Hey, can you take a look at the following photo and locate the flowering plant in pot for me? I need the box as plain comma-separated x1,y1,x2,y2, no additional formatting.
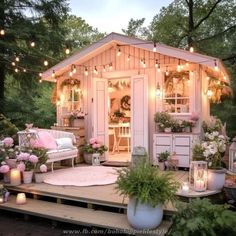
154,112,173,132
116,159,179,229
158,151,170,171
81,138,108,164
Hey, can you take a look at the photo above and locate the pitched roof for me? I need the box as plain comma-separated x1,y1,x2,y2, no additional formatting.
42,32,229,81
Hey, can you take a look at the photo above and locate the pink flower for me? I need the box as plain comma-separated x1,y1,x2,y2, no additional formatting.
39,164,47,173
89,138,97,144
92,144,97,149
95,143,101,148
17,162,26,172
190,112,199,122
17,152,30,161
29,155,38,163
3,137,14,147
0,164,10,173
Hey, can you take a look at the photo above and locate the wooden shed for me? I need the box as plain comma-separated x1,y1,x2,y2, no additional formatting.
42,32,230,166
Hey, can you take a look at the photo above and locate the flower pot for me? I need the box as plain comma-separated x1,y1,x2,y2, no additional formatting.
158,162,165,171
164,127,171,133
207,169,226,191
34,173,45,183
5,159,17,168
127,197,163,230
3,171,10,183
92,153,100,166
83,153,92,164
22,171,33,184
72,118,84,127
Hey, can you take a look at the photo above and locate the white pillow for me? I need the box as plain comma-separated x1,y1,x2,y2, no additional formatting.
56,138,74,150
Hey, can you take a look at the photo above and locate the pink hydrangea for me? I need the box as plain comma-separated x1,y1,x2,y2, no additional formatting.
17,162,26,172
39,164,47,173
3,137,14,147
29,155,38,163
17,152,30,161
0,164,10,173
92,143,97,149
89,137,98,144
95,143,101,148
190,112,199,121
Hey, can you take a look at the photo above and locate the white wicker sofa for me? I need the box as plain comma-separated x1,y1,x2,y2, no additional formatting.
18,129,78,171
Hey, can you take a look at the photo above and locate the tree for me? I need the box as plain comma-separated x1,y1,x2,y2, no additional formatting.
0,0,69,114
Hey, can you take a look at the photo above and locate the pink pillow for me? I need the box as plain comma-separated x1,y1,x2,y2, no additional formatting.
35,131,57,150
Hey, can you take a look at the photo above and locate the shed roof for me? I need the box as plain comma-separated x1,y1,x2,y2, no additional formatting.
42,32,229,81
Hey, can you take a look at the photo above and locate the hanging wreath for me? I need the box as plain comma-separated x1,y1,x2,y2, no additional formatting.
121,95,131,110
60,78,80,90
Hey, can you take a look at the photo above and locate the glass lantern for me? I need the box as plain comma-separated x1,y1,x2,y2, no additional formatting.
229,138,236,173
189,161,208,192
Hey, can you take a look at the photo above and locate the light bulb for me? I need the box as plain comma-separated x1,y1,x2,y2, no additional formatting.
153,42,157,52
143,59,146,68
214,60,219,71
185,62,189,67
84,68,88,76
103,65,106,72
155,59,158,68
39,72,42,77
12,62,16,66
30,41,35,47
127,55,130,62
109,63,113,70
207,89,213,97
0,29,5,35
44,60,48,66
23,69,26,72
177,64,181,72
15,56,19,62
52,70,55,77
157,64,161,73
94,66,98,74
39,79,42,83
69,71,73,77
189,47,194,53
14,68,18,73
165,66,169,76
117,48,121,56
65,48,70,55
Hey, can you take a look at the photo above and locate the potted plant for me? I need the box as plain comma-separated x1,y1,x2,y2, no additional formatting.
158,151,170,171
116,159,179,230
154,112,173,132
167,198,236,236
182,120,194,133
81,138,108,164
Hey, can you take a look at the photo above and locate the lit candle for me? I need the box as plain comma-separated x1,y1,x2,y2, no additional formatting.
0,196,4,204
16,193,26,205
194,179,205,192
182,182,189,194
10,169,21,186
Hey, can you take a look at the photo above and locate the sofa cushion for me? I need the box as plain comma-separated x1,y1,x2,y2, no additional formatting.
56,137,74,150
36,131,58,150
47,148,78,160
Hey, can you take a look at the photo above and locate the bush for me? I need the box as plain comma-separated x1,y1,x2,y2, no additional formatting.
167,198,236,236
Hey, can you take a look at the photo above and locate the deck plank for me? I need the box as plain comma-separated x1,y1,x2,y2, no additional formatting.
0,196,171,235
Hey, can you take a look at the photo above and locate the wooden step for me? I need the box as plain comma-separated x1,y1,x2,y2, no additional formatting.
0,196,171,235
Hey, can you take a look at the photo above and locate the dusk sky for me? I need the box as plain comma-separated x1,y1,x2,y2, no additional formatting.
69,0,173,33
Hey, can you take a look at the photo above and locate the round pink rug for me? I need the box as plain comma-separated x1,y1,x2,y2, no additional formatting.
44,166,119,186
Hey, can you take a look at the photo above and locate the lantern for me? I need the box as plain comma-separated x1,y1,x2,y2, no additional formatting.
189,161,208,192
229,138,236,173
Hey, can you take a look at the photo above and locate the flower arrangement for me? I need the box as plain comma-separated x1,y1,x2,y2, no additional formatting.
202,116,223,133
158,151,170,162
17,152,39,172
69,109,85,120
82,138,108,155
154,111,173,130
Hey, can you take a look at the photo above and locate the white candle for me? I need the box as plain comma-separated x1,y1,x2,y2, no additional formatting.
10,169,21,186
16,193,26,205
0,197,4,204
194,179,205,192
182,182,189,194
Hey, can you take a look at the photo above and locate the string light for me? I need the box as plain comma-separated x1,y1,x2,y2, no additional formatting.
117,48,121,56
39,72,42,77
0,29,5,35
103,65,106,72
39,79,42,83
155,59,158,68
109,63,113,70
14,68,19,73
143,59,146,68
11,62,16,66
155,82,161,97
15,56,20,62
52,70,55,77
72,65,76,74
185,61,189,67
157,63,161,73
177,59,182,72
84,67,88,76
94,66,98,75
153,42,157,52
165,66,169,76
44,60,48,66
69,71,73,77
127,54,130,62
189,46,194,53
65,47,70,55
30,41,35,47
23,69,26,72
214,60,219,71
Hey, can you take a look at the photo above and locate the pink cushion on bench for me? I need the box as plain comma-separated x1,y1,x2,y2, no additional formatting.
36,131,57,150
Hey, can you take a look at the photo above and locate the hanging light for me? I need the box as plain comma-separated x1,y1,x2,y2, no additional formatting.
143,59,146,68
185,61,189,67
69,70,73,77
94,66,98,75
157,63,161,73
65,47,70,55
39,79,42,83
72,65,76,74
155,59,158,68
109,63,113,70
117,48,121,56
165,66,169,76
103,65,106,72
177,59,182,72
23,69,26,72
214,60,219,71
153,42,157,52
0,29,5,35
189,46,194,53
127,54,130,62
207,89,213,98
44,60,48,66
52,70,55,77
14,68,19,73
15,56,20,62
30,41,35,47
84,67,88,76
155,82,161,97
11,62,16,66
39,72,42,77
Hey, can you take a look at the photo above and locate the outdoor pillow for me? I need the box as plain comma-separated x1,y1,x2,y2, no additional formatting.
56,137,74,150
36,131,58,150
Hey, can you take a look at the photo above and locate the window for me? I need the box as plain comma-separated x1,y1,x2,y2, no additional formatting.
163,71,190,113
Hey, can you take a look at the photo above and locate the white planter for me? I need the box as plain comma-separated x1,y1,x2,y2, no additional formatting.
34,173,45,183
158,162,165,171
164,127,171,133
92,153,100,166
207,169,226,191
127,197,163,230
83,153,92,164
22,171,33,184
